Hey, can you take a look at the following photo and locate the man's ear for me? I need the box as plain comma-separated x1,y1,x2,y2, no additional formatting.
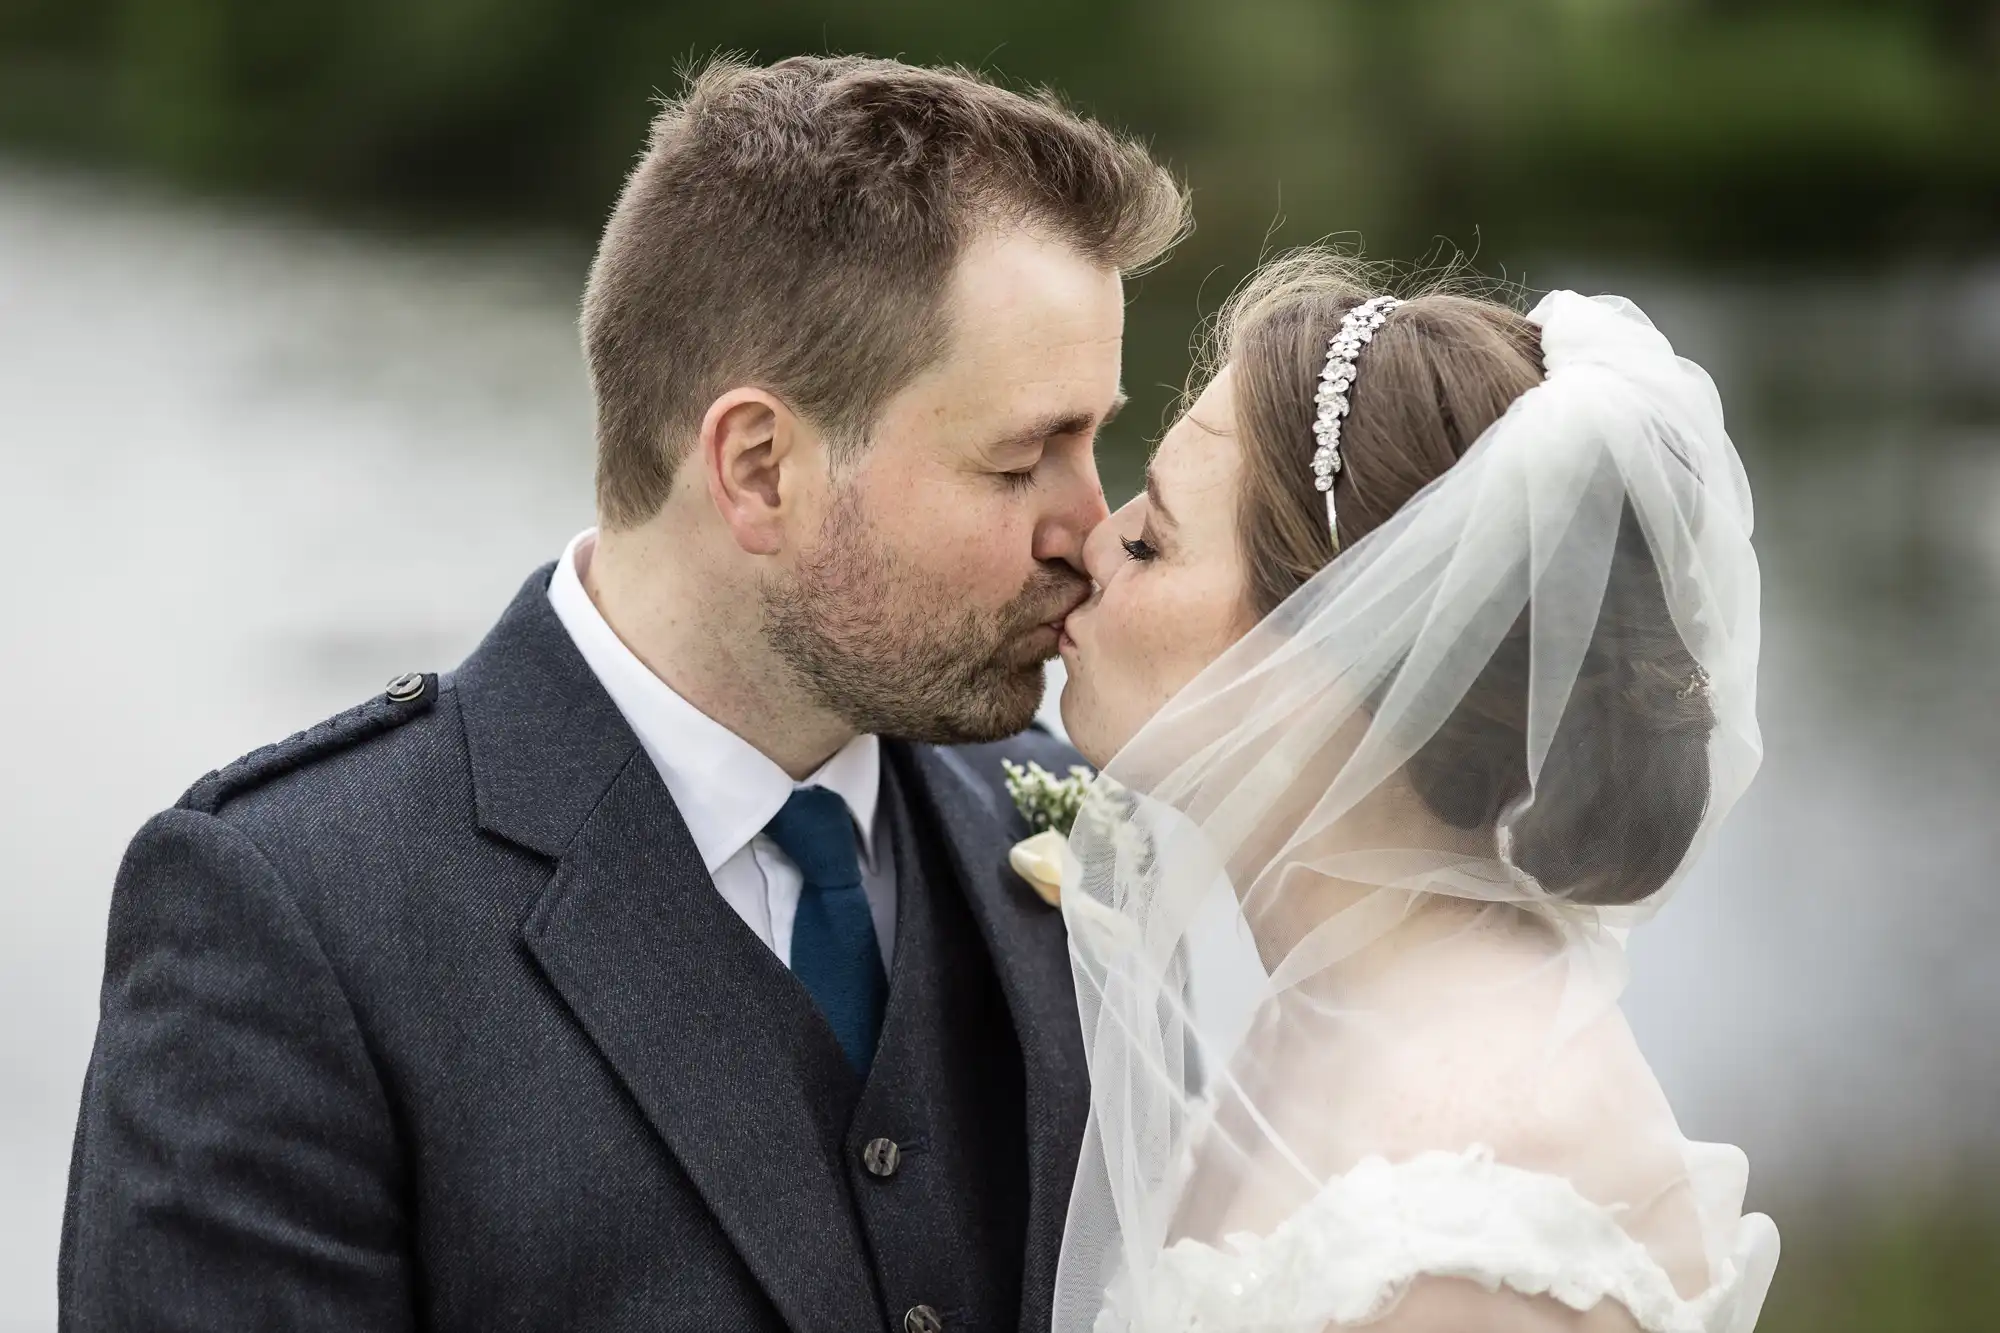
700,388,809,556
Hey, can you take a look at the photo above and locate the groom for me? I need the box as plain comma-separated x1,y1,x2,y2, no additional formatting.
60,55,1186,1333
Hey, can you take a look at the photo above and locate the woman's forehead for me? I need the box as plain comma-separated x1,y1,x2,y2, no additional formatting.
1152,370,1239,508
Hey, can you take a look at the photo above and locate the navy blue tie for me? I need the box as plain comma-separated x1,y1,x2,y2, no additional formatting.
765,786,887,1076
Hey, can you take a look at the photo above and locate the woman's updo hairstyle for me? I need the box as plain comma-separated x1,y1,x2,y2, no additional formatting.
1207,250,1716,906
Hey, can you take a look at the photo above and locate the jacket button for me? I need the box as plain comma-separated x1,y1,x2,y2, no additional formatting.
861,1137,901,1178
384,671,427,703
904,1306,943,1333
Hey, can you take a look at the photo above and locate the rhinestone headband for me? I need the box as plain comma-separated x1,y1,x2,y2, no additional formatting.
1312,295,1403,550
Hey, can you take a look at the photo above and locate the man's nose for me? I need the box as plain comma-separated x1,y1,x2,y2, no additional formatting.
1033,461,1111,574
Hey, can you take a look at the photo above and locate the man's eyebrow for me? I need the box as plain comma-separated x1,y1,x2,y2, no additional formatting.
1145,463,1177,530
986,392,1128,452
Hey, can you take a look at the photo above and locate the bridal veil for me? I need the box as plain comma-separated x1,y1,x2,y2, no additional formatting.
1053,292,1778,1331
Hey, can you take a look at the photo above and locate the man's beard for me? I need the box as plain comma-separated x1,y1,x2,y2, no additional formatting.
763,489,1087,745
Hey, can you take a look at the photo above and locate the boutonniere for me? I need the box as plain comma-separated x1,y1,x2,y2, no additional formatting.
1002,759,1092,905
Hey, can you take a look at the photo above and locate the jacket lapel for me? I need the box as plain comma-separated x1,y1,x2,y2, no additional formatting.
457,569,878,1333
897,742,1089,1333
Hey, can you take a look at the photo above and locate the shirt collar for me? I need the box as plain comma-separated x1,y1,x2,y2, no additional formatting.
547,529,880,875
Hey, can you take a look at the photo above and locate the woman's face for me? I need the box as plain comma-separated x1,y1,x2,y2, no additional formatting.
1059,368,1259,766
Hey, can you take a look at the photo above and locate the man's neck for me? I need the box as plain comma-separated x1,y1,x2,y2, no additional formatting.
584,527,858,781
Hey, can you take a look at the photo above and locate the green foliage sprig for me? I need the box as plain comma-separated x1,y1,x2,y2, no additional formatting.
1002,759,1093,837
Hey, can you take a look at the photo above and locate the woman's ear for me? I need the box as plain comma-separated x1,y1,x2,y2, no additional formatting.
700,388,808,556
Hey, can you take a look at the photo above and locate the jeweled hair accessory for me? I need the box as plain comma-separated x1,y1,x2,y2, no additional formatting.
1313,295,1403,550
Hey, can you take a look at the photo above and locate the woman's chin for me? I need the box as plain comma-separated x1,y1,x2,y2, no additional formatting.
1057,681,1112,770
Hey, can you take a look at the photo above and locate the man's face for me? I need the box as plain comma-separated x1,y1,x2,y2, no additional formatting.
764,228,1123,743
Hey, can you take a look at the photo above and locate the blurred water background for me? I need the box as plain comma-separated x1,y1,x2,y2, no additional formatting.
4,2,1999,1329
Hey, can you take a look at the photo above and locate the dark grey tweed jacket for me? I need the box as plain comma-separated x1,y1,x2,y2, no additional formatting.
59,567,1089,1333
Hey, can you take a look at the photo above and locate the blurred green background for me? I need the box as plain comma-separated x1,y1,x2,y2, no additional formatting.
5,0,1999,477
3,2,1998,1330
5,0,1998,251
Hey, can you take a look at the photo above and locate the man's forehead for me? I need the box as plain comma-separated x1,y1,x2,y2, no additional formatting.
946,233,1123,347
898,348,1118,423
877,231,1125,442
911,313,1124,434
950,226,1114,298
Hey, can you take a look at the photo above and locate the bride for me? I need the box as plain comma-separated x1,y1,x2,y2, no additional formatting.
1049,252,1779,1332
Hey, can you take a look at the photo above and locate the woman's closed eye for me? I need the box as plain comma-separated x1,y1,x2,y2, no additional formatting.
1120,535,1159,562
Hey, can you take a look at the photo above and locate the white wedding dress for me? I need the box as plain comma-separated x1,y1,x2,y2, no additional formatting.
1127,1143,1776,1333
1052,293,1778,1332
1073,891,1781,1333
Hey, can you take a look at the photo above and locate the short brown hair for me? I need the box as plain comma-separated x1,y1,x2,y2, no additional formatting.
583,54,1190,527
1209,250,1715,906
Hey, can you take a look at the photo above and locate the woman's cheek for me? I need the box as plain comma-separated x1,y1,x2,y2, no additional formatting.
1129,590,1172,707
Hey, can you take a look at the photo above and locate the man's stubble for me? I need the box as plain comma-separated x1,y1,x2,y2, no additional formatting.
763,486,1086,745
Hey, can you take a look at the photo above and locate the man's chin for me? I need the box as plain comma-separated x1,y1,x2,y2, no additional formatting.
946,660,1046,742
996,661,1049,713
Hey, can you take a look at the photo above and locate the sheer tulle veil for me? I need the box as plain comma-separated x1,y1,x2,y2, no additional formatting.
1053,291,1776,1331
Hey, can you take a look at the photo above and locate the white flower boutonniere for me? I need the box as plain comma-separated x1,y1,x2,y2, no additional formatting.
1002,759,1092,905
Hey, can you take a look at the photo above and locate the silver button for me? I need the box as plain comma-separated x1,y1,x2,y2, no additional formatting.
384,672,426,703
904,1306,943,1333
861,1137,901,1178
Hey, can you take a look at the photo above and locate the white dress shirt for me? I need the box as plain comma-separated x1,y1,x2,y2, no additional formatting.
547,529,897,968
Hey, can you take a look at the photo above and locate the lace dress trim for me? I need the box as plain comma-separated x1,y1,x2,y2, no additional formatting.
1104,1146,1758,1333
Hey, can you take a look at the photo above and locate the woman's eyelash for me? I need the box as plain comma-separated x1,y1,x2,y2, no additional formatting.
1121,536,1158,563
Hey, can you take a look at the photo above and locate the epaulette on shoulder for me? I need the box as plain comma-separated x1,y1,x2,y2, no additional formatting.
179,671,440,815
